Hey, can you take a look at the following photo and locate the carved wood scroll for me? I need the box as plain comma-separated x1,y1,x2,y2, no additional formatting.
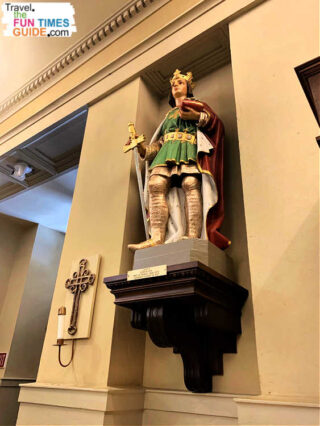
104,261,248,393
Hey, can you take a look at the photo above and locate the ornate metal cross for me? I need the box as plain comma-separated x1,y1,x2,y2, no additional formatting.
65,259,96,336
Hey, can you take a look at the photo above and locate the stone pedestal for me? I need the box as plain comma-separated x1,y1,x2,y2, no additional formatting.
133,239,235,281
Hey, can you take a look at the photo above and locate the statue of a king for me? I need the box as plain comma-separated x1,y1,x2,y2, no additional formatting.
128,69,230,251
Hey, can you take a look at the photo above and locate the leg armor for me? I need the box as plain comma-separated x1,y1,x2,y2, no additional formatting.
128,175,169,250
182,175,202,239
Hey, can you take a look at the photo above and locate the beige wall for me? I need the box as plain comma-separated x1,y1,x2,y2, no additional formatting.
1,0,317,423
229,0,319,399
142,64,261,395
0,214,31,317
0,0,203,138
36,78,148,388
4,225,64,380
107,80,160,387
0,223,64,425
0,0,130,103
0,216,37,380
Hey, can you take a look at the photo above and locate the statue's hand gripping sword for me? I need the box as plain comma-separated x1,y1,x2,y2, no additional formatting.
123,122,148,238
123,122,146,153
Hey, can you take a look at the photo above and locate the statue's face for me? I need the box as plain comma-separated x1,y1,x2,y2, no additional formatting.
171,78,188,99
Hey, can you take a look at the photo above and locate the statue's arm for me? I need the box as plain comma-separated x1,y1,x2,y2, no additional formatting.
137,120,164,160
198,103,221,133
178,101,215,131
138,138,162,161
198,110,211,128
198,102,224,150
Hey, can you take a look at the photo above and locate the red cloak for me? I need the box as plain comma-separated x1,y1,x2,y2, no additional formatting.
197,102,230,250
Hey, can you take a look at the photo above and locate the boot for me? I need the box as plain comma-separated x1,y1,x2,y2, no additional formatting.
128,175,169,251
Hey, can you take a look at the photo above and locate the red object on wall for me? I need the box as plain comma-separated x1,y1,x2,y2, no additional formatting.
0,353,7,368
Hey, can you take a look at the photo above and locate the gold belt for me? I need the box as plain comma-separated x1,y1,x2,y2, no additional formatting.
164,132,196,144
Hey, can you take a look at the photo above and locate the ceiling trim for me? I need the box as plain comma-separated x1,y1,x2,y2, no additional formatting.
0,0,266,150
0,108,87,201
0,0,170,122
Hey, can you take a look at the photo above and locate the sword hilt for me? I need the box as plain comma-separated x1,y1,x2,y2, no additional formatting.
124,122,146,153
128,122,136,140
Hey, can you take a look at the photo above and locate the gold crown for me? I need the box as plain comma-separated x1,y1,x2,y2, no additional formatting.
170,69,195,89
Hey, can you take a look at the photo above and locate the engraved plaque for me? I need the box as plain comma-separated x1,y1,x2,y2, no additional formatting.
127,265,167,281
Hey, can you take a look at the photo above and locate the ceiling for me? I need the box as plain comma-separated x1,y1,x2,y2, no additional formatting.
0,108,87,201
0,168,77,233
0,107,87,233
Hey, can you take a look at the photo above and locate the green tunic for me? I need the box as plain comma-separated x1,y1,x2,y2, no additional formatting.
149,107,198,169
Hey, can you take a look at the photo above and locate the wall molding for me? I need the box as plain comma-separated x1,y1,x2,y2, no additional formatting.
0,0,170,121
0,0,265,151
17,384,243,425
144,388,242,418
17,383,144,425
235,397,320,425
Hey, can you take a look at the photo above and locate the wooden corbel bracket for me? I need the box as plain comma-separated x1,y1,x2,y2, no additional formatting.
104,261,248,393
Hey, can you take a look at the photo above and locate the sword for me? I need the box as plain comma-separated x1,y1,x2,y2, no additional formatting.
124,122,149,239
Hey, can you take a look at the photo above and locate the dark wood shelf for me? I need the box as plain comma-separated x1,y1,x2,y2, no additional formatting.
295,56,320,146
104,261,248,393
